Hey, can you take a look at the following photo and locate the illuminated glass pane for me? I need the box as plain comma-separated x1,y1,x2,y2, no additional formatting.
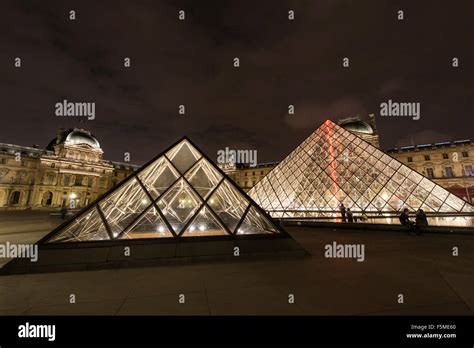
462,204,474,212
430,185,449,202
408,170,423,184
166,140,201,174
121,206,173,239
185,158,222,199
406,194,423,209
236,206,278,235
439,202,457,213
419,178,435,192
181,206,228,237
138,157,180,199
48,207,109,243
444,193,464,211
99,177,152,237
412,185,430,201
425,194,444,211
208,180,249,233
157,179,201,234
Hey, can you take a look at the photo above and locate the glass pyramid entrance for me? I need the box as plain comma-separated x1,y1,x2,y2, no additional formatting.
249,120,474,218
45,138,281,243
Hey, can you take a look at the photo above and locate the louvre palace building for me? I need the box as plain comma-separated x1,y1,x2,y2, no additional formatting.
1,116,472,212
0,128,138,210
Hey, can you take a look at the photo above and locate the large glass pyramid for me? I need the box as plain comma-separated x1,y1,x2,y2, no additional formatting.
45,138,281,243
249,120,474,218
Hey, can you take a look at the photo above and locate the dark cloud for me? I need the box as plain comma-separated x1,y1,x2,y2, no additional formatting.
0,0,472,166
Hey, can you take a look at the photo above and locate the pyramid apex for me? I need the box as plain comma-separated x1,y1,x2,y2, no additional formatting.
322,119,338,126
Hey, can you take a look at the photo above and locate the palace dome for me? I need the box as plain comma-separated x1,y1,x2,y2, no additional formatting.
339,119,374,135
47,128,101,150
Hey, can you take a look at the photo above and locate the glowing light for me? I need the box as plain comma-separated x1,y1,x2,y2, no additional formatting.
199,224,206,231
158,225,165,233
69,193,77,199
141,199,148,205
190,225,196,231
324,122,339,199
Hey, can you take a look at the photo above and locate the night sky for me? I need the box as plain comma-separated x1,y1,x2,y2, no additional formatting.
1,0,473,165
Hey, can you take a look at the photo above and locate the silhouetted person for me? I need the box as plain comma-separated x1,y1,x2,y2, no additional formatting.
415,209,428,235
61,206,68,219
347,208,354,223
339,203,347,222
415,209,428,227
399,208,415,232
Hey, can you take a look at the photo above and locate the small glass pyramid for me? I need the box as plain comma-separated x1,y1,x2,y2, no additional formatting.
249,120,474,217
46,138,282,243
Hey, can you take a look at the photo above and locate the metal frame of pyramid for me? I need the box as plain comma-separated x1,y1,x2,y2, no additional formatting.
249,120,474,218
2,138,308,274
40,137,286,244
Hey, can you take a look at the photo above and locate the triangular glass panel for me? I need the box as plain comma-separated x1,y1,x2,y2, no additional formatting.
165,140,201,174
99,177,152,238
185,158,223,199
120,205,173,239
157,179,202,234
47,207,110,243
208,180,249,233
181,206,228,237
138,157,180,199
236,206,278,235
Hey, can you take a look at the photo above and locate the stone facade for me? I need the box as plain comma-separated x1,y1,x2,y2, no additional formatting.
221,162,278,192
387,140,474,204
0,128,138,210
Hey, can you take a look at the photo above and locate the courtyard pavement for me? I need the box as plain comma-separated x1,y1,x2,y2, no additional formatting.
0,211,473,315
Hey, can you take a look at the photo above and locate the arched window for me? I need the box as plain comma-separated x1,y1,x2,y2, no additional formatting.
42,191,53,206
9,191,21,205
